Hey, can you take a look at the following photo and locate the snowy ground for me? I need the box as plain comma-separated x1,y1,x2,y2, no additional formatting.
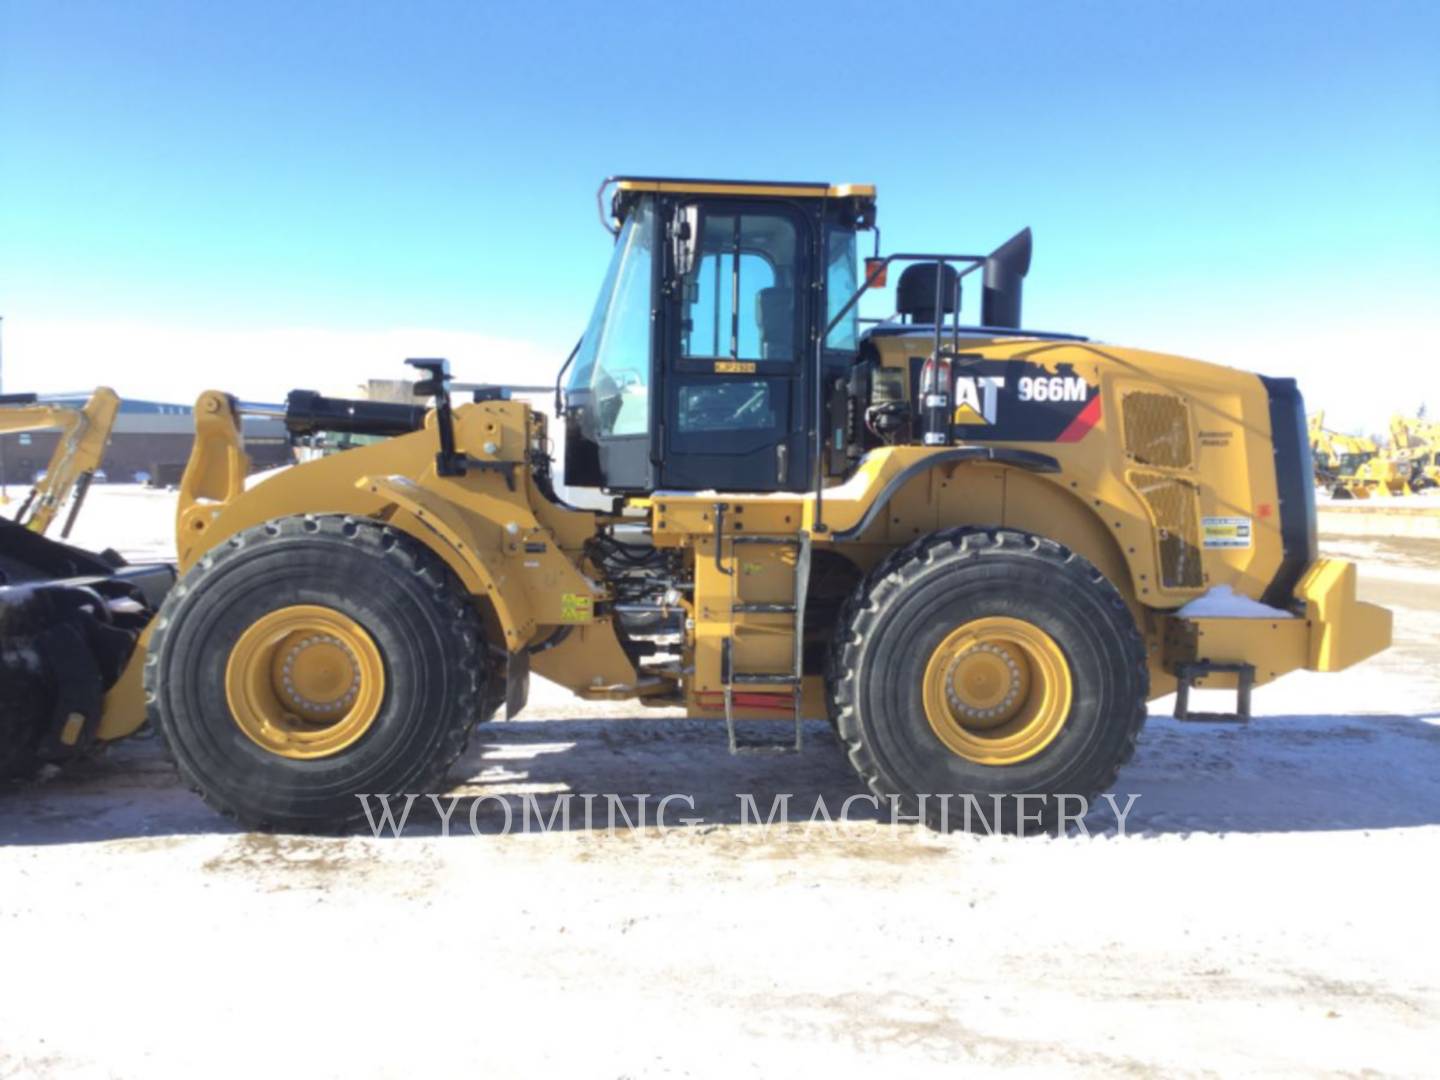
1315,488,1440,505
3,486,1439,1077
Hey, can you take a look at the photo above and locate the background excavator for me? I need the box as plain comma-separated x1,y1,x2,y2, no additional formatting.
0,177,1392,833
1,388,120,536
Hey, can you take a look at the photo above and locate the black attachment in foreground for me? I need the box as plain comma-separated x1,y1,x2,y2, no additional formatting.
284,390,428,439
0,544,172,773
1173,661,1254,723
407,358,465,477
0,517,121,584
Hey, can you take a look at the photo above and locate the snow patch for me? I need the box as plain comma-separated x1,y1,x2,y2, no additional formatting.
1176,585,1295,619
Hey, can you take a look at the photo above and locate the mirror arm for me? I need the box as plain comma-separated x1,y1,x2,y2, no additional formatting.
553,338,582,418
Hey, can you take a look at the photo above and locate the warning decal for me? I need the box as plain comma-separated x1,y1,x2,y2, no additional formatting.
1201,517,1252,549
559,593,594,622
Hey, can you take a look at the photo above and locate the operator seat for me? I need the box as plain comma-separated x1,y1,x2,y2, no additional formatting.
755,287,795,361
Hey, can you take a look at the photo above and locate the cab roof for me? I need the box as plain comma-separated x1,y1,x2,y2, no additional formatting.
603,176,876,234
613,176,875,200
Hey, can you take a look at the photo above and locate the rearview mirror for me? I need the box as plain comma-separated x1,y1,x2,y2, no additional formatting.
673,204,701,277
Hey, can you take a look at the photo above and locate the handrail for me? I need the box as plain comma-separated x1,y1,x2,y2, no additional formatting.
811,252,987,533
552,338,582,417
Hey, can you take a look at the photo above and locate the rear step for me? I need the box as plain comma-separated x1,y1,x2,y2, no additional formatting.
1173,661,1254,723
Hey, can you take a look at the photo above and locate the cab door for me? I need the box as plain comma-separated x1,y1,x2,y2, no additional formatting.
657,200,811,492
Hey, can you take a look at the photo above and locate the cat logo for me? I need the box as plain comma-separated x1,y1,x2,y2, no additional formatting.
907,355,1100,442
953,376,1006,425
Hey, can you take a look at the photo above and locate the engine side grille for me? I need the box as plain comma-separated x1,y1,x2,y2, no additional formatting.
1130,471,1203,588
1124,391,1193,469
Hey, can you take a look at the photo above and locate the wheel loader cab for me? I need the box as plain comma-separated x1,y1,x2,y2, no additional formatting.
563,178,874,494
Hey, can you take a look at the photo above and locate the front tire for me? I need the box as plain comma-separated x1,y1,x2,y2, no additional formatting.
828,528,1147,834
147,515,484,832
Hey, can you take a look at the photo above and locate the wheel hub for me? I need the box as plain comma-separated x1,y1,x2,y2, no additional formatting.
225,605,385,759
277,635,362,716
922,616,1072,765
944,641,1026,727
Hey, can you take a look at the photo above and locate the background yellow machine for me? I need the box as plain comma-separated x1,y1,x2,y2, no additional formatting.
0,388,120,536
0,177,1391,832
1388,412,1440,491
1308,411,1415,498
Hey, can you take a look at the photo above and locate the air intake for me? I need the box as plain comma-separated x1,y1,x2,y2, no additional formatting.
981,227,1032,329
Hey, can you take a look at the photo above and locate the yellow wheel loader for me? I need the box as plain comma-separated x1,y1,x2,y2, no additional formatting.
1,178,1392,832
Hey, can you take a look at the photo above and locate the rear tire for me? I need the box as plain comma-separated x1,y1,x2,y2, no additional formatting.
147,515,484,832
827,528,1147,834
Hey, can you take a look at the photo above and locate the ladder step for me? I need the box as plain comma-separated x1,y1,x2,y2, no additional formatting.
1173,661,1253,723
730,740,801,754
721,531,810,756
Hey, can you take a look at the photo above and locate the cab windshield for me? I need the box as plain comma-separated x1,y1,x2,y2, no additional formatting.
566,198,656,437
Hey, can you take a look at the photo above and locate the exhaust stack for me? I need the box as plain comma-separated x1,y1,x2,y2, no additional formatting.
981,227,1032,329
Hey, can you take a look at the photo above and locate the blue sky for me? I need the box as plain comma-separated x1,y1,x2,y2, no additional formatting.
2,0,1437,430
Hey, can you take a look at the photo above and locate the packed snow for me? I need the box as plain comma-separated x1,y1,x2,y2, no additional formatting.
1176,584,1295,619
2,484,1438,1077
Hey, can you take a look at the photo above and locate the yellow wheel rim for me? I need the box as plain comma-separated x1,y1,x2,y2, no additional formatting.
225,604,385,760
921,615,1072,766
